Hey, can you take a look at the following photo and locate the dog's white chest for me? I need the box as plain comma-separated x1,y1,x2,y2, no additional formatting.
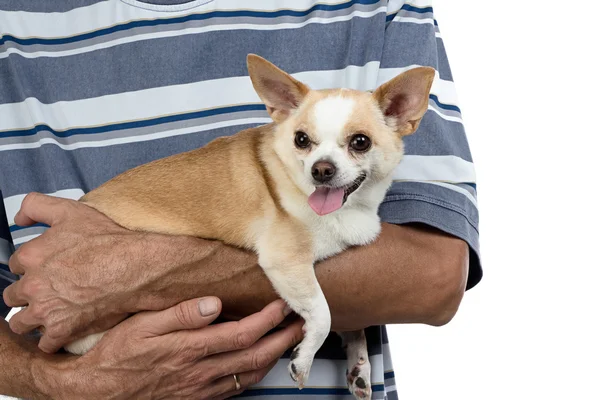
310,208,381,261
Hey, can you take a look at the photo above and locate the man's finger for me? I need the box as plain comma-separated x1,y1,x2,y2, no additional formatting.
204,359,278,399
14,192,73,227
178,299,292,357
135,297,222,336
206,319,303,380
8,308,41,335
2,281,28,307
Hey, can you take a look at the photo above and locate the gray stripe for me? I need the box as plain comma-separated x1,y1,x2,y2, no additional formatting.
436,36,455,82
428,99,462,119
10,226,47,241
0,113,473,199
0,237,13,264
398,9,434,20
0,110,269,147
404,112,473,161
381,21,454,82
1,3,383,55
0,110,472,160
385,181,479,227
385,390,398,400
0,124,250,198
0,0,108,12
0,17,454,104
136,0,208,5
456,182,477,197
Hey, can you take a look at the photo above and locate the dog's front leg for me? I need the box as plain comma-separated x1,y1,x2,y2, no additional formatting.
339,330,372,400
257,220,331,388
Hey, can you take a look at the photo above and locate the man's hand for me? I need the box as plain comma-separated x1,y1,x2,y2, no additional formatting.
28,297,301,400
3,192,168,353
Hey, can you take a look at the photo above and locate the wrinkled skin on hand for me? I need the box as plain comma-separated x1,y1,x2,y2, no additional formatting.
32,298,302,400
2,193,167,352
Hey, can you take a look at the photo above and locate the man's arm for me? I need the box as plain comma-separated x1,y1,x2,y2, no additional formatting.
131,223,468,331
0,321,52,399
4,193,468,352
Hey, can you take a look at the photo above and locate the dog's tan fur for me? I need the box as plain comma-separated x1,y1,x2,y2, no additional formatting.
68,55,435,398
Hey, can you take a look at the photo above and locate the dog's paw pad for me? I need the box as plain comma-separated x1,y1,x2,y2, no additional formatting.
346,364,372,400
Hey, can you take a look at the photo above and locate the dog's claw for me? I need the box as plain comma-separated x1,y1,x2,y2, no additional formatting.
346,362,372,400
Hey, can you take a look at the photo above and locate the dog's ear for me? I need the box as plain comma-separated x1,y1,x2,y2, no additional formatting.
247,54,310,124
372,67,435,136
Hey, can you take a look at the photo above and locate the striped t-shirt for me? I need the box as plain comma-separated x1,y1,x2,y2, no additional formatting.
0,1,481,399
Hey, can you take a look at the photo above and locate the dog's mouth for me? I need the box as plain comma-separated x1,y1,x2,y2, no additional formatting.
308,173,367,216
342,173,367,204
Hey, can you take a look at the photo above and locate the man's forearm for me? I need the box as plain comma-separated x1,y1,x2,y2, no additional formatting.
0,321,51,399
133,223,469,331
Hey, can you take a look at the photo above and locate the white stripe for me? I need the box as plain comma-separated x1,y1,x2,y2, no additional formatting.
0,64,460,132
387,0,434,13
393,155,476,184
4,189,84,226
0,8,387,60
0,118,272,152
0,0,350,37
13,234,41,246
421,181,478,207
429,106,463,123
393,180,478,207
386,384,398,392
392,16,435,25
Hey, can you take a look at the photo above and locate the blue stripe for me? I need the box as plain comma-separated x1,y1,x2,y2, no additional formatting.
0,96,462,140
430,94,461,113
234,384,385,397
0,104,266,139
0,0,382,47
384,371,395,380
386,4,434,22
9,222,49,233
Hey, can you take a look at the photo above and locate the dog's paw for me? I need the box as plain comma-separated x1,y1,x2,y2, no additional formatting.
346,358,372,400
288,345,314,389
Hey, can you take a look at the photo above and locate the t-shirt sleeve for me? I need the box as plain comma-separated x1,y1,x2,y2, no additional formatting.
376,3,481,289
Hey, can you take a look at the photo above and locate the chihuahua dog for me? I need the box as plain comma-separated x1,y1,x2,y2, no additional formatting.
65,55,434,399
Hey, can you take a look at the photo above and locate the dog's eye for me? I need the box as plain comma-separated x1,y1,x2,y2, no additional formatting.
349,134,371,152
294,131,311,149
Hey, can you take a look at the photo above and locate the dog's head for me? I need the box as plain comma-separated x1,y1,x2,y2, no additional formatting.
247,54,435,216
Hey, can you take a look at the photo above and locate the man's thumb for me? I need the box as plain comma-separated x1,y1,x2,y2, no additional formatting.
137,297,222,336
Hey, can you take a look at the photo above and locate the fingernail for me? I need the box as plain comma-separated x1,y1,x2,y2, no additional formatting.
283,305,293,316
198,298,218,317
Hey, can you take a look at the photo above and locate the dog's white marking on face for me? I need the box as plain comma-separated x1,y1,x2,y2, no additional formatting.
304,96,359,186
312,96,355,143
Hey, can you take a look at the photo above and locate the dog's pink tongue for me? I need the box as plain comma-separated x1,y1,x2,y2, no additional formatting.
308,187,345,216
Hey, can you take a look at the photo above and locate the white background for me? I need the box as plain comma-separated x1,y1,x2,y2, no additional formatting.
388,1,600,399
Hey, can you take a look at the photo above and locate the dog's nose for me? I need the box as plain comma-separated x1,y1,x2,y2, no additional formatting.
311,161,336,183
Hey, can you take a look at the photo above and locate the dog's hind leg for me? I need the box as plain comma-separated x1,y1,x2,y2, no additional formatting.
256,219,330,389
339,330,372,400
